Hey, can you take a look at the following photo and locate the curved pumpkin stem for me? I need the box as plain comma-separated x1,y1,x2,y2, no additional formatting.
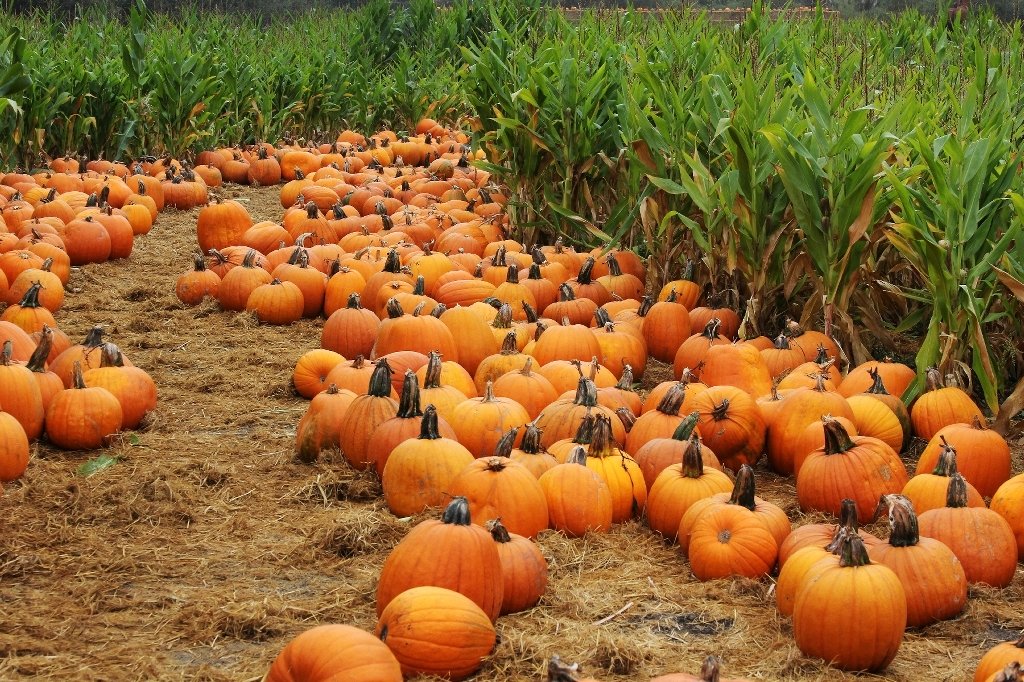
26,327,53,372
837,534,873,568
615,407,636,433
932,438,960,476
520,422,544,454
98,343,126,368
385,297,405,319
822,416,856,455
727,464,757,511
486,518,513,544
0,339,11,366
876,494,919,548
491,303,514,330
522,300,538,323
699,655,723,682
671,411,701,442
586,415,618,458
346,292,363,309
865,367,892,396
576,256,596,285
71,360,87,390
656,382,688,415
925,367,944,392
494,427,519,458
441,496,472,525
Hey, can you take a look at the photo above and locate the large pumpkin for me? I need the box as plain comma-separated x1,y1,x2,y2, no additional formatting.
265,624,401,682
910,368,984,440
448,456,549,539
45,361,123,450
914,417,1010,498
374,586,496,682
538,447,613,537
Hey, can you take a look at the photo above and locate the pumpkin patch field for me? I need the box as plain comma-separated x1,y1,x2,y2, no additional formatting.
4,2,1024,681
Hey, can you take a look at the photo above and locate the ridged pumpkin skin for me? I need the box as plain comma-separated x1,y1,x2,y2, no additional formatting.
82,344,157,430
915,418,1011,498
991,474,1024,561
294,385,358,463
635,412,723,496
176,253,220,305
793,536,906,672
699,342,773,398
839,358,916,398
291,349,345,399
265,624,402,682
846,394,904,454
0,413,30,482
0,339,45,440
448,457,549,539
776,545,839,617
585,416,646,523
196,198,252,253
869,495,967,627
376,498,503,622
374,586,496,682
451,383,530,459
337,360,398,470
797,418,908,524
910,369,984,441
45,362,123,450
691,385,766,471
902,440,985,515
688,503,779,581
487,520,548,615
918,474,1018,588
538,447,613,537
765,379,854,475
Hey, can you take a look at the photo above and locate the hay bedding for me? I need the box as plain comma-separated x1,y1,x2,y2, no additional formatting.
0,184,1020,681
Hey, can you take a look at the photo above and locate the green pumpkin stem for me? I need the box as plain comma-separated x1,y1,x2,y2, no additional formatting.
671,411,701,442
822,416,856,455
945,472,969,509
367,359,394,397
727,464,757,511
837,534,873,568
441,496,472,525
395,370,422,418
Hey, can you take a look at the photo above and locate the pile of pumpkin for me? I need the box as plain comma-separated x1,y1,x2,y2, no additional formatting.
169,124,1024,680
0,162,166,487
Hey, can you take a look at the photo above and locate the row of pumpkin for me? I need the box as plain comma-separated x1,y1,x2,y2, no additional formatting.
0,161,162,487
167,128,1024,680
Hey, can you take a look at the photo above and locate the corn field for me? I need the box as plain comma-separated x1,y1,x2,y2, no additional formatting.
2,0,1024,421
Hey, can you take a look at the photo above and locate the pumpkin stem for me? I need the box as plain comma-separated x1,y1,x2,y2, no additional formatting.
637,295,653,316
709,398,730,422
520,422,544,454
0,339,11,366
385,297,405,319
383,248,402,274
576,256,596,285
492,303,513,330
367,359,394,398
15,281,41,309
587,415,617,458
671,411,701,442
499,330,518,355
656,382,688,415
727,464,757,511
395,370,423,418
878,494,920,547
813,344,831,364
822,416,856,455
837,534,873,568
824,498,862,552
522,300,538,323
970,414,987,431
527,262,544,281
346,292,363,309
932,438,960,477
945,472,970,509
486,518,513,543
325,383,339,395
572,412,596,446
557,282,576,302
605,252,623,277
616,366,635,391
482,381,497,403
494,427,519,458
417,405,443,440
681,431,706,479
430,303,446,318
81,325,105,348
567,446,588,466
593,307,611,327
192,252,207,272
701,317,722,340
505,264,520,284
616,407,637,433
925,367,943,391
411,275,425,296
572,377,599,408
99,343,126,368
699,656,722,682
351,355,365,370
441,496,473,525
26,326,53,372
71,360,87,390
421,351,443,389
773,333,791,350
865,367,891,395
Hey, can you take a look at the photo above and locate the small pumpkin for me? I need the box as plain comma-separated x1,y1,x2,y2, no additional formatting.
45,361,123,450
486,518,548,615
538,446,613,537
265,624,401,682
910,368,984,441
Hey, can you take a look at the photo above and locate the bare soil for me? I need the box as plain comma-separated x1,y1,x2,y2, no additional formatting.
0,184,1021,682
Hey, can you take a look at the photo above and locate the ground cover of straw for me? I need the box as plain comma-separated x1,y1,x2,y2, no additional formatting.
0,184,1021,681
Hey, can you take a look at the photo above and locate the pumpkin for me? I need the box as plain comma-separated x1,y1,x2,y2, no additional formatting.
902,439,985,514
793,415,859,475
291,349,345,399
845,394,904,454
0,412,30,482
856,368,912,449
82,344,157,430
625,382,690,454
764,375,853,475
1,281,57,335
372,298,459,365
321,293,379,360
691,385,766,471
975,638,1024,682
373,371,456,476
417,350,469,425
61,216,111,265
649,655,753,682
7,258,63,311
273,250,328,318
678,465,790,556
535,376,625,449
45,361,123,450
196,197,252,253
687,494,779,581
673,318,730,380
376,497,503,621
25,327,63,410
176,253,220,305
538,446,613,537
910,368,984,441
0,339,45,440
544,282,598,326
792,535,906,672
592,320,646,379
374,586,496,682
451,382,529,458
449,456,548,538
530,317,603,367
915,417,1011,498
265,623,401,682
246,278,304,324
797,417,908,523
700,342,773,398
492,358,558,420
486,519,548,615
918,474,1017,588
869,494,967,627
646,423,731,541
641,293,691,364
382,405,474,516
760,334,807,379
839,357,916,398
337,359,399,470
437,305,497,377
294,384,358,463
565,256,610,305
991,474,1024,561
218,249,273,312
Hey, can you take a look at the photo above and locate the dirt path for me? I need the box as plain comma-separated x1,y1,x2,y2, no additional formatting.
0,185,1020,681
